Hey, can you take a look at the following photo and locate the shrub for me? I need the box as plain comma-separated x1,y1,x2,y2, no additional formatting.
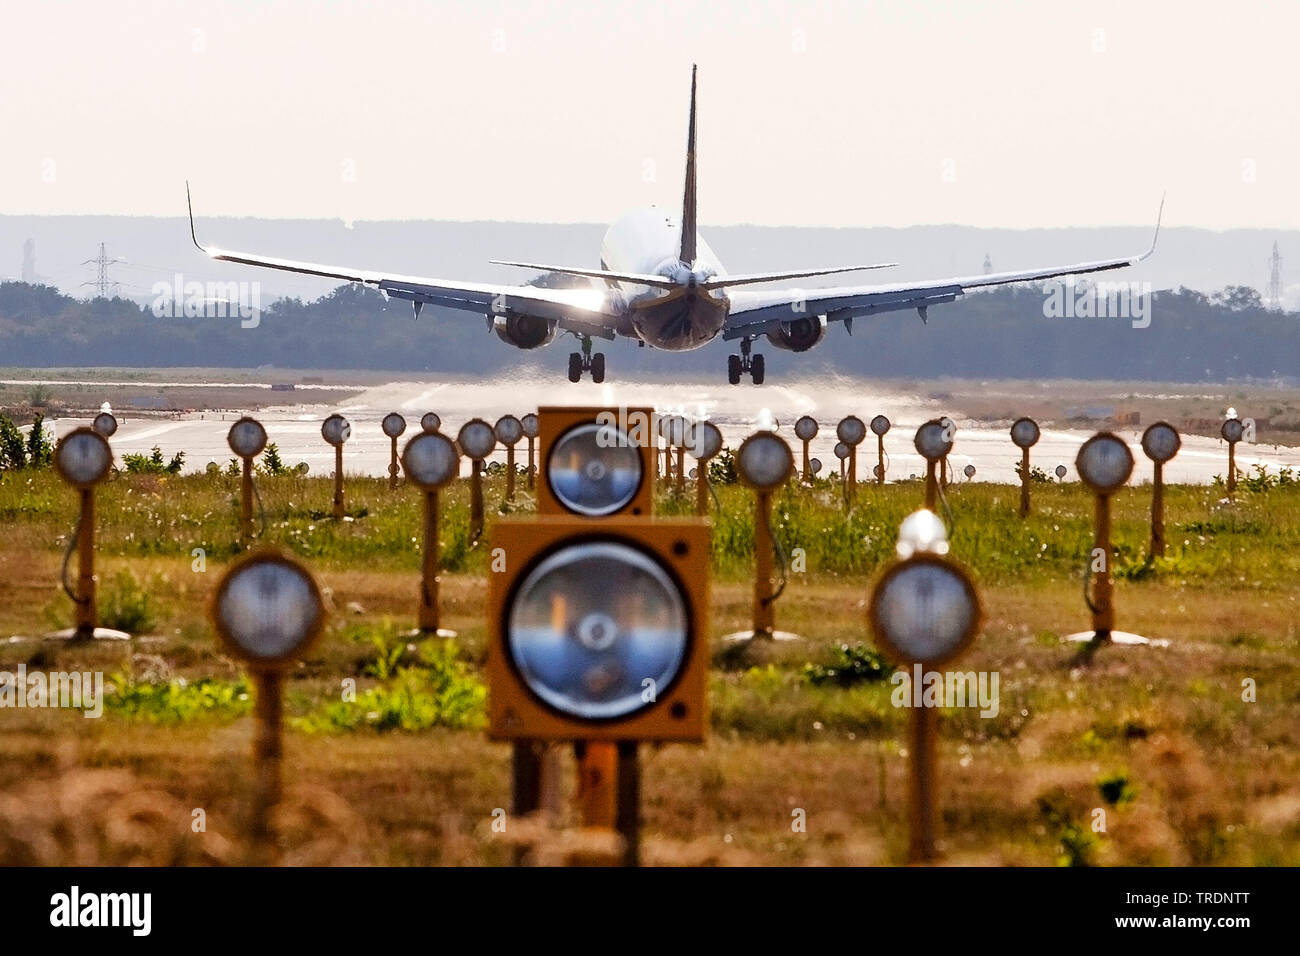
122,446,184,475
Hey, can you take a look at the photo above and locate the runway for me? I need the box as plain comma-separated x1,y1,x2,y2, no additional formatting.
46,374,1300,486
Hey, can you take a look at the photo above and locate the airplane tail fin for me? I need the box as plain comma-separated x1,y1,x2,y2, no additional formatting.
679,65,698,266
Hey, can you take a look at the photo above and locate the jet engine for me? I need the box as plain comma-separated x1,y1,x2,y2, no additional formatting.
765,314,827,352
493,312,558,350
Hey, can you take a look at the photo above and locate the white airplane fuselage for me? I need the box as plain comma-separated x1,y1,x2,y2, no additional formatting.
599,207,729,351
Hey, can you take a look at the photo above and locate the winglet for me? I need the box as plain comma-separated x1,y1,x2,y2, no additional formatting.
186,181,206,254
679,64,698,266
1137,192,1165,262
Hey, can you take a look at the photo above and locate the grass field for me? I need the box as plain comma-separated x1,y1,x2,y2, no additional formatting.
1,463,1297,865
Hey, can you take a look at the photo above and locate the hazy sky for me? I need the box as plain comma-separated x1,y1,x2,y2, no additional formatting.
2,0,1297,229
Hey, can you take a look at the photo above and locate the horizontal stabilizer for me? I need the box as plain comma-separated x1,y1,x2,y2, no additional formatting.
488,259,680,290
701,263,897,289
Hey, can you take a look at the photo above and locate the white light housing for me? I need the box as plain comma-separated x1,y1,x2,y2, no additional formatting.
228,417,268,458
1010,417,1040,449
54,427,113,488
382,412,407,439
505,540,688,720
321,414,351,447
896,508,950,559
547,422,643,516
402,431,461,490
837,415,867,446
1141,422,1181,463
495,414,524,446
736,432,793,491
1075,433,1134,493
794,416,818,442
457,419,497,460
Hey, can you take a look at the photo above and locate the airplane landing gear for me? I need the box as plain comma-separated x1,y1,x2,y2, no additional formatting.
567,335,606,383
727,337,765,385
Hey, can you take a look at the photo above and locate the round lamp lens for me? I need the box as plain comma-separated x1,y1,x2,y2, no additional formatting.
421,412,442,433
914,419,954,461
321,414,351,446
1075,433,1134,493
215,556,324,663
1055,464,1068,479
1221,419,1244,443
402,432,461,489
837,415,867,446
1141,422,1181,463
547,422,643,516
506,541,688,720
520,413,539,439
794,416,818,442
1010,417,1040,449
871,558,980,665
736,433,793,490
228,417,268,458
92,412,118,438
870,415,891,437
458,419,497,460
382,412,407,439
834,442,849,460
664,416,687,447
810,457,823,475
691,422,723,461
964,464,976,478
495,415,523,446
55,428,113,487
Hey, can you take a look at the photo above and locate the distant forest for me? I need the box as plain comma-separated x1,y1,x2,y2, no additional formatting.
0,279,1295,383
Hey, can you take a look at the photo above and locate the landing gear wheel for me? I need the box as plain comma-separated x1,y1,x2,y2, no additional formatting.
750,353,765,385
727,354,742,385
591,353,606,384
567,352,582,383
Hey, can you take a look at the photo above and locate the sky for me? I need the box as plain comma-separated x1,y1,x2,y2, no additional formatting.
1,0,1297,230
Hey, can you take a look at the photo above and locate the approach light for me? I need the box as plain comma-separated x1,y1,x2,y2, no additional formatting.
321,414,351,447
92,412,118,438
547,422,643,517
212,550,325,666
914,419,954,509
794,416,818,442
1142,421,1181,464
496,415,524,502
689,420,724,516
837,415,866,446
1142,422,1181,558
422,412,442,433
382,412,407,439
1221,417,1244,443
871,415,890,485
870,415,891,437
963,464,976,479
458,418,497,460
1010,417,1040,449
1075,432,1133,495
228,416,268,459
736,431,794,492
521,413,540,490
810,457,822,475
1055,464,1068,479
402,431,461,490
54,427,113,489
1222,414,1245,494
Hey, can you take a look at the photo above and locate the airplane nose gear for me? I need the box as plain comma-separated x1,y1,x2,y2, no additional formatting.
727,336,764,385
567,335,606,383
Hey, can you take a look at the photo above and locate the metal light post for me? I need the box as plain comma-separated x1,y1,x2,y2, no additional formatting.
495,415,524,503
795,416,818,483
837,415,866,504
728,431,796,642
1222,412,1244,495
1141,422,1181,559
402,431,461,636
1069,433,1139,647
870,415,890,485
689,421,723,516
914,419,955,511
382,412,407,490
457,418,497,543
521,413,539,491
1011,417,1041,518
321,414,351,519
228,417,268,547
53,427,116,641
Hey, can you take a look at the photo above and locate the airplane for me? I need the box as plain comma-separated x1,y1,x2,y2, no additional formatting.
187,65,1161,386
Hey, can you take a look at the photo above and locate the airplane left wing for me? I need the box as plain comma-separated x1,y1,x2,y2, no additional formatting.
187,187,620,339
723,199,1163,340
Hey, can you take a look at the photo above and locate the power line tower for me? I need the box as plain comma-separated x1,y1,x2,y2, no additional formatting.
983,253,993,275
81,242,123,299
1266,241,1283,311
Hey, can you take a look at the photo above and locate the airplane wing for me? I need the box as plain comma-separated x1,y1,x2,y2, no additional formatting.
187,187,620,340
723,199,1163,340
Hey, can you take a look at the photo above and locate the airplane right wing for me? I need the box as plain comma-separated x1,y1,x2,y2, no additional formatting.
187,187,621,340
